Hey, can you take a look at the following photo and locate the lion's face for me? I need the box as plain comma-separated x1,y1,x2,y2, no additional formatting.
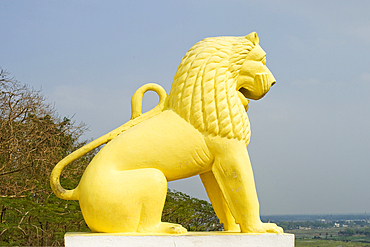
168,33,273,143
236,44,276,101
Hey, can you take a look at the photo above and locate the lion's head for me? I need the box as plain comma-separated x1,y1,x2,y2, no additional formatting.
168,32,276,144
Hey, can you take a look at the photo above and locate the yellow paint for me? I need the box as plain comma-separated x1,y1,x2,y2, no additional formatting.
50,32,282,234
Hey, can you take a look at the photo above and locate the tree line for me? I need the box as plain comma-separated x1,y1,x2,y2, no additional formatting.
338,228,370,236
0,68,221,246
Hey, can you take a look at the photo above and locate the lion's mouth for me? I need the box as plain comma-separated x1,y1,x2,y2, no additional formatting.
238,80,276,102
237,88,250,111
238,87,249,99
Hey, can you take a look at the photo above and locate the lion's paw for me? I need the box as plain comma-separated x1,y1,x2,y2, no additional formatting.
261,223,284,234
158,222,187,234
243,222,284,234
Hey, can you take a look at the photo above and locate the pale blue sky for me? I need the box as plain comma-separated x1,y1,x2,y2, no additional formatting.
1,0,370,215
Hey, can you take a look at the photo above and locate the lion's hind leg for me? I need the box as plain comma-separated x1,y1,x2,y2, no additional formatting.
78,168,186,234
134,169,186,234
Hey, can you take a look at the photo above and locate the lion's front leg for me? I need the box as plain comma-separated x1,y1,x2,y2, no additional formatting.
205,136,283,234
200,171,240,232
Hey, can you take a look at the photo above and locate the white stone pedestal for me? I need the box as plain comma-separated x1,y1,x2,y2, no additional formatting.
65,232,294,247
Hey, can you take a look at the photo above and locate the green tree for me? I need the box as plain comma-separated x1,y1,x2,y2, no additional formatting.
0,68,92,246
338,228,356,236
363,227,370,236
162,190,222,231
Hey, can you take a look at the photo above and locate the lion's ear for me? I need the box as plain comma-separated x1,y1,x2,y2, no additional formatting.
245,32,259,45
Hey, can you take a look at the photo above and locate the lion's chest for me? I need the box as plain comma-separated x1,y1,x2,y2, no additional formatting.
89,110,214,181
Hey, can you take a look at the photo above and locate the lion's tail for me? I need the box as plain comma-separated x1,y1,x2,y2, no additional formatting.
50,83,168,200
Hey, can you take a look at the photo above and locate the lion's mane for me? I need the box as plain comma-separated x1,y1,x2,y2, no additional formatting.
168,36,256,144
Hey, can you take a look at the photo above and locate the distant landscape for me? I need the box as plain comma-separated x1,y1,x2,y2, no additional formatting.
262,214,370,223
262,214,370,247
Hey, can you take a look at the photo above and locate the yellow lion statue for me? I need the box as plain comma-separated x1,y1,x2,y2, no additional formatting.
50,32,282,234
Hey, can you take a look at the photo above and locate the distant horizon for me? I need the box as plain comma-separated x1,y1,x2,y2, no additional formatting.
260,213,370,223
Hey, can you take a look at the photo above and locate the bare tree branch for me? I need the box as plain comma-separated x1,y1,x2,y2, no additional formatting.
0,166,31,176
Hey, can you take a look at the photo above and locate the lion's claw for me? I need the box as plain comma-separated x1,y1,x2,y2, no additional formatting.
243,222,284,234
158,222,187,234
263,223,284,234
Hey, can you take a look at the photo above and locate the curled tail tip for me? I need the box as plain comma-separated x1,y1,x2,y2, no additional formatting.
50,179,78,200
50,164,79,200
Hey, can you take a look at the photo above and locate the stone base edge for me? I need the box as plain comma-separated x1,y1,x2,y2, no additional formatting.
65,232,294,247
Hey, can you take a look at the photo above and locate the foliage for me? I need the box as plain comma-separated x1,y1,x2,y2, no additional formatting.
162,190,222,232
0,68,92,246
356,227,370,236
0,69,89,197
278,220,330,230
287,226,370,247
295,238,370,247
0,195,89,246
338,228,356,236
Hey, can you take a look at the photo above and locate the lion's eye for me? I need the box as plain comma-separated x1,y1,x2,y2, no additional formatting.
262,57,266,65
